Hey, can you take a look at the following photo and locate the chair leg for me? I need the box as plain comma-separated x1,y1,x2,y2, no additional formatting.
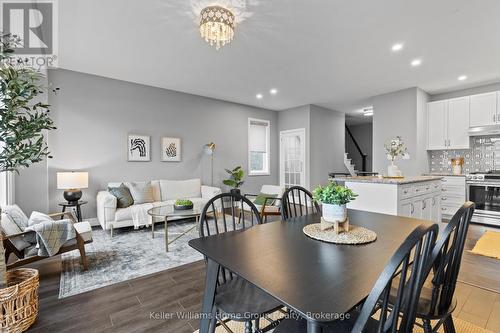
78,242,89,271
110,224,114,237
244,320,253,333
443,316,456,333
422,319,433,333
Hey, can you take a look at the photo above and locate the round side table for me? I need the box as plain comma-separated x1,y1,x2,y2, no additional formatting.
58,201,87,222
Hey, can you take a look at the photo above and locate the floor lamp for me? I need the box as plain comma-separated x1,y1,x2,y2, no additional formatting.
204,143,216,186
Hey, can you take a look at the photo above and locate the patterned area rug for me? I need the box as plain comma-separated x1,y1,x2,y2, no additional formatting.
59,219,203,298
193,317,493,333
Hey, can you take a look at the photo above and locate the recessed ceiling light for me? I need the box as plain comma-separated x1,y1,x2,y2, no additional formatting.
363,107,374,117
411,59,422,67
391,43,404,52
256,93,263,99
458,75,467,81
270,88,278,95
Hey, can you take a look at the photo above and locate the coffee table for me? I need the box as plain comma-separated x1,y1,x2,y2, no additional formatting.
147,205,202,252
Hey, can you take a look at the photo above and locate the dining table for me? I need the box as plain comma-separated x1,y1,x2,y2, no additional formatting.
188,209,436,333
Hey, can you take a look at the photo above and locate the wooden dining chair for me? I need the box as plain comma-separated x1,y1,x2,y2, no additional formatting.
274,223,439,333
281,186,321,220
199,193,283,333
409,202,475,333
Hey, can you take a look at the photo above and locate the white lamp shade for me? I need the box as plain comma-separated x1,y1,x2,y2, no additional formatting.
57,172,89,189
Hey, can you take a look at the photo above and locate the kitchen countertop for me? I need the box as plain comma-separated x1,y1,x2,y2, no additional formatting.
423,173,466,177
336,175,443,185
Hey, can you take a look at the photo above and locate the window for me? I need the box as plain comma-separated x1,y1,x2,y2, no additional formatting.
248,118,270,175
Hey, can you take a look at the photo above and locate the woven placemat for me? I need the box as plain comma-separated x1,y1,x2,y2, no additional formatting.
303,223,377,244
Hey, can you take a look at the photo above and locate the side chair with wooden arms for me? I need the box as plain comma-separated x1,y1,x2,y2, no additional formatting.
199,193,283,333
243,185,284,223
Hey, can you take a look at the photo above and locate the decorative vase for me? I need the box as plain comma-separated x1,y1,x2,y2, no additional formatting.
387,161,399,177
322,203,347,223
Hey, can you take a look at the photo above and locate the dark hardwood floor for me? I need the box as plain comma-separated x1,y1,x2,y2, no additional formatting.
24,223,500,333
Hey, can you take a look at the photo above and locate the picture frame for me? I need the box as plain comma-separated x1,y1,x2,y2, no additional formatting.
161,137,181,162
128,134,151,161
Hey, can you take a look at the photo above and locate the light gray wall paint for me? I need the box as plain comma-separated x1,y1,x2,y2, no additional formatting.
430,82,500,101
372,88,418,176
416,88,430,174
345,123,373,172
26,69,280,218
309,105,345,188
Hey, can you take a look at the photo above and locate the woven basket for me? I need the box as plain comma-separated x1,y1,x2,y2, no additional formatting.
0,269,39,333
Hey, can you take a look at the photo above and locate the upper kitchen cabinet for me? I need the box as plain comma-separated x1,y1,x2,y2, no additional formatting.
427,97,470,150
469,92,497,127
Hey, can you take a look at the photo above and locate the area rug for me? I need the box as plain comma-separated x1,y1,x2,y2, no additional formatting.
469,230,500,259
193,317,493,333
59,219,203,298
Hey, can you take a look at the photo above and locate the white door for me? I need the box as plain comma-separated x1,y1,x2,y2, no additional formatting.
470,92,497,127
427,101,447,150
280,129,306,190
447,97,470,149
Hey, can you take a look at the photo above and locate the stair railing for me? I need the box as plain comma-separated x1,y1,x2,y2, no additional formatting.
345,125,368,172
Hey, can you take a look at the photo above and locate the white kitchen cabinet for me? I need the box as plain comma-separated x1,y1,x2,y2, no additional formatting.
427,97,470,150
440,176,466,219
427,101,447,150
469,92,497,127
447,97,470,149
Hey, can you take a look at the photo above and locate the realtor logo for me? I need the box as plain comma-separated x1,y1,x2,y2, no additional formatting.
1,0,58,67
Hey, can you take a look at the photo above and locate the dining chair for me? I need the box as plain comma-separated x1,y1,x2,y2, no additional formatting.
281,186,321,220
199,193,283,333
274,223,439,333
409,201,475,333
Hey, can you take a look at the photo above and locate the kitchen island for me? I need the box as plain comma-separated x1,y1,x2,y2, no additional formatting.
335,176,443,222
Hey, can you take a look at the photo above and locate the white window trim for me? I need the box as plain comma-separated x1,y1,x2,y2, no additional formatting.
248,118,271,176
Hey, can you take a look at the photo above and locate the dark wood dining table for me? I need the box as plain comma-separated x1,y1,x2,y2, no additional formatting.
188,209,436,333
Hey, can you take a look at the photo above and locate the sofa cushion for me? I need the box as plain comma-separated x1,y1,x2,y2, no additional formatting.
1,213,31,251
160,179,201,201
3,204,29,230
127,182,154,204
108,184,134,208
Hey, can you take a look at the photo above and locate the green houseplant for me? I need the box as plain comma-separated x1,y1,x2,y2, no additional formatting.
174,199,194,210
313,181,357,223
223,166,245,197
0,33,56,287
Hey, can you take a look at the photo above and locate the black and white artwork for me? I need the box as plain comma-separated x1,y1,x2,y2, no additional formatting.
128,135,150,161
162,137,181,162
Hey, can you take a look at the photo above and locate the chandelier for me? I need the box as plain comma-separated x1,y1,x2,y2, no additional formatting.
199,5,235,50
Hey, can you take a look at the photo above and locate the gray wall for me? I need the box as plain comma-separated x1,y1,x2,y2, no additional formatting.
17,69,280,218
430,81,500,101
309,105,345,188
345,123,373,172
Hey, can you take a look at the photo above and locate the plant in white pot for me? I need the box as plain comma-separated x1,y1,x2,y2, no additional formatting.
313,181,357,227
0,33,56,287
384,136,410,177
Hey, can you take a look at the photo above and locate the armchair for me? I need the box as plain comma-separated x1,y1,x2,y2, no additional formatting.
242,185,284,222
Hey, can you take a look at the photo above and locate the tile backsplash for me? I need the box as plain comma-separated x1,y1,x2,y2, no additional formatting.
429,136,500,173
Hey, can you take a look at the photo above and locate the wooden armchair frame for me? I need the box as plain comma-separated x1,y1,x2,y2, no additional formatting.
2,212,92,270
244,193,283,223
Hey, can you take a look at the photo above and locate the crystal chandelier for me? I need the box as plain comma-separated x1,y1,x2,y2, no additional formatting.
199,5,235,50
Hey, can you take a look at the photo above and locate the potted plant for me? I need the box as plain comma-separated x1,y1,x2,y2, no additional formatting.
384,136,410,177
223,166,245,197
313,181,357,223
174,199,194,210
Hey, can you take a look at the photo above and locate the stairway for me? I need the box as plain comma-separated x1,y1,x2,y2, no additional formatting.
344,153,357,176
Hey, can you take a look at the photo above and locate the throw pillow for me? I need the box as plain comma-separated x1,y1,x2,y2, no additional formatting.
108,184,134,208
253,193,278,206
0,212,31,250
127,182,154,204
3,204,29,230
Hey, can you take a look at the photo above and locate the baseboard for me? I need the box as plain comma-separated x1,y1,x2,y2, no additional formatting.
85,217,100,227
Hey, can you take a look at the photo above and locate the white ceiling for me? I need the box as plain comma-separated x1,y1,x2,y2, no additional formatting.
58,0,500,113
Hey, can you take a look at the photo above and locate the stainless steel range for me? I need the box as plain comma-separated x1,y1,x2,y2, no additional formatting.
466,171,500,226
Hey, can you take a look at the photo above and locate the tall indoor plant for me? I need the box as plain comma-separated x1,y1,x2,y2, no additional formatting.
0,33,56,287
223,166,245,197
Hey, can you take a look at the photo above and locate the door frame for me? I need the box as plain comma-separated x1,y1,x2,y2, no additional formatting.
279,128,307,189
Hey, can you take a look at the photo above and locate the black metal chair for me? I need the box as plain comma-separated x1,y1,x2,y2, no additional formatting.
281,186,321,220
274,223,439,333
409,202,475,333
199,193,283,333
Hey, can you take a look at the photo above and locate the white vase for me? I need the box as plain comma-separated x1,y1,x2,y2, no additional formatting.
322,203,347,222
387,162,399,177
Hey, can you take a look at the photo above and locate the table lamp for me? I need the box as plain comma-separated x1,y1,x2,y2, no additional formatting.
57,172,89,203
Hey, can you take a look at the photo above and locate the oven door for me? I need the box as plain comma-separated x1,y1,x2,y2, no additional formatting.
467,182,500,226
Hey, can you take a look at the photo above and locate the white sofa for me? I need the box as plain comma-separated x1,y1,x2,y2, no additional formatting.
96,178,221,235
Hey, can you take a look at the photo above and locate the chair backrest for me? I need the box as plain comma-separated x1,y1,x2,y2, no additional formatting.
281,186,321,220
199,193,262,285
352,223,439,333
426,201,475,316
